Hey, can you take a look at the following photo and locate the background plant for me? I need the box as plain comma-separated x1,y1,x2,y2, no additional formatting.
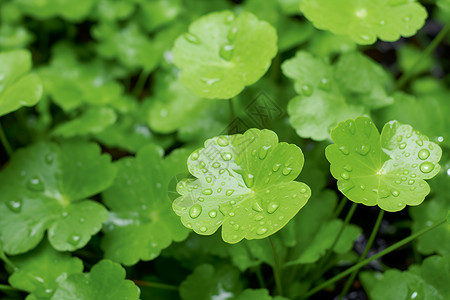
0,0,449,299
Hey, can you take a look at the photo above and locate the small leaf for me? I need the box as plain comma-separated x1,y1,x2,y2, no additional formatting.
0,49,42,116
8,241,83,299
0,141,115,254
173,128,311,243
172,10,277,99
101,145,190,265
50,260,140,300
179,264,243,300
326,117,442,212
15,0,96,20
300,0,427,45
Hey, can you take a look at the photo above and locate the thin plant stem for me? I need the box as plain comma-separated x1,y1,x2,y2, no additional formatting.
396,23,450,89
0,284,18,292
269,236,283,296
255,265,266,289
302,218,447,299
0,122,13,157
228,99,235,134
132,279,179,291
339,210,385,299
332,197,348,219
132,69,150,98
314,202,358,279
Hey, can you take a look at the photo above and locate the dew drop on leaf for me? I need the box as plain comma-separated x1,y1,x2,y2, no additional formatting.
267,202,279,214
282,167,292,176
27,176,45,192
69,235,81,246
416,139,423,146
341,172,350,180
217,136,229,147
356,144,370,156
318,77,330,91
6,199,22,213
408,179,415,185
255,215,264,221
225,189,234,196
227,27,238,41
45,154,54,164
256,227,267,235
209,210,217,218
202,188,213,195
205,177,212,183
399,142,407,149
391,190,400,197
419,162,434,174
198,197,205,202
258,146,271,160
344,165,353,172
212,162,220,168
184,32,200,44
221,152,232,161
191,151,199,160
301,84,313,96
243,173,254,188
80,217,85,223
189,204,202,219
199,226,207,232
252,201,264,212
418,149,430,160
272,163,281,171
219,44,235,61
339,146,349,155
300,188,307,193
233,224,240,230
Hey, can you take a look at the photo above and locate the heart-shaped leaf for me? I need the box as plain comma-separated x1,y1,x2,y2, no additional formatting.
172,10,277,99
0,49,42,117
101,145,190,266
172,129,311,243
300,0,427,45
0,141,115,254
50,260,140,300
326,117,442,212
9,241,83,300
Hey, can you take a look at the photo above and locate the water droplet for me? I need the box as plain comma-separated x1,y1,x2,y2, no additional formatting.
186,223,192,228
243,173,254,188
356,144,370,156
256,227,268,235
217,136,229,146
197,197,204,202
341,172,350,180
379,20,385,25
226,189,234,196
258,146,271,160
339,179,355,193
229,212,235,216
225,13,234,24
202,77,220,86
219,44,235,61
403,15,411,22
300,188,307,193
45,154,54,164
184,33,200,44
27,176,44,192
272,163,281,171
252,201,263,212
301,84,313,96
360,34,371,41
282,167,292,176
391,190,400,197
267,202,279,214
189,204,202,219
319,78,330,91
418,149,430,160
6,199,22,213
339,146,349,155
62,211,68,217
206,177,213,183
428,144,434,150
80,217,85,223
227,27,238,41
212,162,221,168
43,289,53,295
419,162,434,174
69,235,81,246
233,224,240,230
399,142,407,149
344,165,353,172
219,169,226,174
408,179,415,185
405,153,410,157
255,215,264,221
360,185,366,190
403,170,409,175
199,161,206,169
416,140,423,146
202,188,213,195
410,186,416,191
221,152,232,161
379,189,390,199
401,176,407,181
209,210,217,218
199,226,207,232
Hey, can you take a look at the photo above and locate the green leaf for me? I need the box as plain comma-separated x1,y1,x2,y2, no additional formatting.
366,255,450,300
172,129,311,243
137,0,182,32
0,25,34,51
300,0,427,45
50,259,140,300
51,107,117,138
8,241,83,300
326,117,442,212
15,0,95,20
235,289,289,300
0,141,115,254
101,145,190,265
179,264,243,300
172,10,277,99
92,21,160,71
410,196,450,255
0,49,42,117
93,0,135,21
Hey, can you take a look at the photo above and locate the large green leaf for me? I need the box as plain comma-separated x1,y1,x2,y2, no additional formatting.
0,49,42,116
0,141,115,254
101,145,190,265
50,260,140,300
172,10,277,99
173,129,311,243
15,0,95,20
326,117,442,212
300,0,427,45
9,241,83,300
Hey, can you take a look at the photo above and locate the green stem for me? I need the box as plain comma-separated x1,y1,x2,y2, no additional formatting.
132,279,179,291
228,99,235,134
269,236,283,296
0,284,18,292
339,210,385,299
132,69,150,98
314,202,358,279
302,219,446,299
396,23,450,89
332,197,348,219
255,265,267,289
0,122,13,157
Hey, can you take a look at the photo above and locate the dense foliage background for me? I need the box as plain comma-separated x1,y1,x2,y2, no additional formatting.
0,0,449,299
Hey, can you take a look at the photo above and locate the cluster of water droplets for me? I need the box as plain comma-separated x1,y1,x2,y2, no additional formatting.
300,76,331,98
